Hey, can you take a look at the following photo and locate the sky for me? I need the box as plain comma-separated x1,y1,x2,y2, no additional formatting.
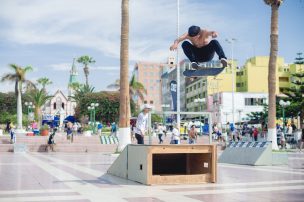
0,0,303,94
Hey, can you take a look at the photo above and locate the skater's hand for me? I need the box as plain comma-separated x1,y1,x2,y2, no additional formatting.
170,42,178,51
211,32,218,38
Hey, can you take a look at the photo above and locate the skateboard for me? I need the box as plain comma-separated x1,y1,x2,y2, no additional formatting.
183,67,225,77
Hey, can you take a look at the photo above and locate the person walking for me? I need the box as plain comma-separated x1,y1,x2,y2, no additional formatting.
188,125,198,144
134,104,152,144
299,132,304,152
66,122,73,143
155,123,163,144
47,128,57,152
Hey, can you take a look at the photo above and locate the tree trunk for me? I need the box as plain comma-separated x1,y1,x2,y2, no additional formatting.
301,110,304,141
16,81,23,130
118,0,131,151
84,66,89,86
34,106,42,128
267,4,279,150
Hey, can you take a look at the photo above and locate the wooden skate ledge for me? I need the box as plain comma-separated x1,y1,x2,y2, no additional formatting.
127,144,217,185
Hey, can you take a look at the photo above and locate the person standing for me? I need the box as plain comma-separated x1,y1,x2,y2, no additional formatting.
253,127,259,142
134,104,152,144
72,122,78,137
171,123,180,144
97,122,103,135
188,125,198,144
111,122,117,138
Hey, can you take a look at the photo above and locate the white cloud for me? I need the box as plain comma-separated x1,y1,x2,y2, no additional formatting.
49,63,72,71
0,0,249,63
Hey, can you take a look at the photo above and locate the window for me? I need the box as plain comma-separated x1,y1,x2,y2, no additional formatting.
150,100,154,104
245,98,266,106
62,103,65,109
198,83,201,88
144,100,147,104
190,87,192,91
279,77,289,82
53,103,56,110
236,72,242,76
279,88,287,93
194,85,196,90
186,88,188,93
236,83,241,87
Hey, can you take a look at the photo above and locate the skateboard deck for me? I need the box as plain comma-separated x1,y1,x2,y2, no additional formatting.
183,67,225,77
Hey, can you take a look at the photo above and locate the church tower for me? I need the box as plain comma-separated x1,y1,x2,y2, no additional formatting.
68,58,78,97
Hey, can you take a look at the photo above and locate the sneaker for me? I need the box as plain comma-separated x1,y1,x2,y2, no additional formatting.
191,62,199,69
220,58,228,68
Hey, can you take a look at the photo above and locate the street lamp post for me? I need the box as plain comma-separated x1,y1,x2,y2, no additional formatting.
279,100,290,135
225,38,237,126
88,103,99,134
161,104,170,125
87,106,94,133
194,98,206,135
25,102,35,122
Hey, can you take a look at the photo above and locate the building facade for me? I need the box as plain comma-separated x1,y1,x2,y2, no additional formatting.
207,92,268,127
236,56,303,94
161,59,187,112
133,57,175,112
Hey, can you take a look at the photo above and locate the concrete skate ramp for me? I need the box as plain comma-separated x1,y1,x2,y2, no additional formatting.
108,144,217,185
219,141,275,166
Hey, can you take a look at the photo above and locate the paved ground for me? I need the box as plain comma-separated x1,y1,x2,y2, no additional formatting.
0,151,303,202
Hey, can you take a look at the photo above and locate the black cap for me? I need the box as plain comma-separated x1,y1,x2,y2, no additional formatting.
188,25,200,37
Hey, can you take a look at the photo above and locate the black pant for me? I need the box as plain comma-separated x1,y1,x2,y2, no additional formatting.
158,134,163,144
135,133,144,144
182,40,226,63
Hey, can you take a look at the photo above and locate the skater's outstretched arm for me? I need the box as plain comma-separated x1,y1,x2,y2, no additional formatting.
205,30,218,38
170,32,188,51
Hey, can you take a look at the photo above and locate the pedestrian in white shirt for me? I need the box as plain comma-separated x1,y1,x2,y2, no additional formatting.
134,104,152,144
171,123,180,144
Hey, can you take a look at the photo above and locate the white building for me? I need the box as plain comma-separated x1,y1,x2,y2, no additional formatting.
207,92,268,126
41,59,78,127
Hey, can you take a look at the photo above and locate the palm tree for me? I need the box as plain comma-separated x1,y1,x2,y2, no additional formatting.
108,75,146,120
129,75,147,101
1,64,33,131
118,0,131,151
77,56,95,86
264,0,283,150
69,84,95,103
28,88,53,127
37,77,52,91
107,75,147,102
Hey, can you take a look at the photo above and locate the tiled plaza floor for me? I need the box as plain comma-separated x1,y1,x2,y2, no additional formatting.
0,151,303,202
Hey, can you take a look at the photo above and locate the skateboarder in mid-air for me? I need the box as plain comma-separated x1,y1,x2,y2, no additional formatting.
170,25,228,69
